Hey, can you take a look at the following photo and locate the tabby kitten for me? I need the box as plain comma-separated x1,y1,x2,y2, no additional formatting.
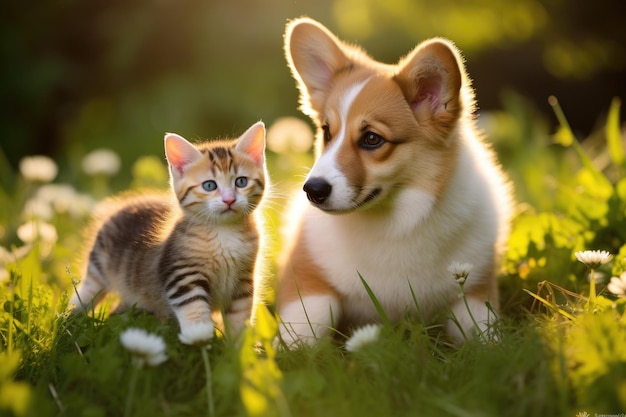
70,122,267,340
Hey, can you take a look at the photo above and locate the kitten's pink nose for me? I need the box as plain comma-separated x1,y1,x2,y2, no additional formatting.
221,189,236,207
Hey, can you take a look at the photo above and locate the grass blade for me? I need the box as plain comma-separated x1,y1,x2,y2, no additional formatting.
523,289,575,321
358,272,390,327
549,96,602,176
606,97,624,167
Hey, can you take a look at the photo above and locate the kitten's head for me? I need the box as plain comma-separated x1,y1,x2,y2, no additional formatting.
164,122,266,223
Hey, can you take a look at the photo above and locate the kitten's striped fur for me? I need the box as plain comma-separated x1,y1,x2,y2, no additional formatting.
70,122,267,339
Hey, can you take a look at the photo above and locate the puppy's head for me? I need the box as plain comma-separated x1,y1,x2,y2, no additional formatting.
285,18,474,214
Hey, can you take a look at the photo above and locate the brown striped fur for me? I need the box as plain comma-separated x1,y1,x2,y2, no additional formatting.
70,122,267,339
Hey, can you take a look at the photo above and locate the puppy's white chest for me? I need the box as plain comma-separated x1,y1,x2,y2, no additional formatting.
303,197,453,321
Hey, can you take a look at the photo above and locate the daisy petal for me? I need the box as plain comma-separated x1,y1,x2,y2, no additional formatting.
345,324,382,352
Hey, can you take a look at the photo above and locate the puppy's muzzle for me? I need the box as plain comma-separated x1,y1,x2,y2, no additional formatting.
303,177,332,204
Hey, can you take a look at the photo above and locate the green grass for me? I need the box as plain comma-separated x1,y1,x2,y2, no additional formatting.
1,97,626,417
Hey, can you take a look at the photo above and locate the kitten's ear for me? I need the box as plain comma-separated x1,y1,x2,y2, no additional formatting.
235,121,266,167
164,133,203,176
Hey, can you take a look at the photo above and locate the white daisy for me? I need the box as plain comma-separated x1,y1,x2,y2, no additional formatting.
178,322,215,346
16,220,57,257
16,221,57,244
120,328,168,367
0,246,10,264
35,183,76,203
345,324,382,352
22,198,54,220
575,250,612,269
19,155,58,183
607,272,626,297
68,194,96,218
32,184,95,218
448,261,474,284
82,149,121,176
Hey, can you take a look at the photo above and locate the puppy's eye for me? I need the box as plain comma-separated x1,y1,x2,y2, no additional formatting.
322,125,331,144
358,132,385,150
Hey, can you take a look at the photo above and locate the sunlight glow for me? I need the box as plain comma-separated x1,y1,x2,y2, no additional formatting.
267,117,313,154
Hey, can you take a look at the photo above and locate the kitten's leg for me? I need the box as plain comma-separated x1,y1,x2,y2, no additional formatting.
278,294,341,348
173,301,215,342
69,247,112,313
446,295,498,345
69,269,107,313
168,278,215,341
223,277,254,337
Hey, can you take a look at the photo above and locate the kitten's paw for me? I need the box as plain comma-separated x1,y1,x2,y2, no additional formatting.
178,321,215,346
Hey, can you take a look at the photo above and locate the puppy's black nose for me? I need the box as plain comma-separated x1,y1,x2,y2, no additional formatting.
303,177,332,204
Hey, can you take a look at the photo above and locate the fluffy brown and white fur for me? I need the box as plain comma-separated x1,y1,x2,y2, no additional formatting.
70,122,267,340
277,18,513,346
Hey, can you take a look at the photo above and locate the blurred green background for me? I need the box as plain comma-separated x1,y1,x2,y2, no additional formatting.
1,0,624,186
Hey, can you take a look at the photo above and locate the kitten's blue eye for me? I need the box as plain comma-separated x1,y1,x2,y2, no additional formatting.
202,180,217,191
235,177,248,188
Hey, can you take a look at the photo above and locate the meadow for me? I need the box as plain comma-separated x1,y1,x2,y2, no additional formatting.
1,96,625,417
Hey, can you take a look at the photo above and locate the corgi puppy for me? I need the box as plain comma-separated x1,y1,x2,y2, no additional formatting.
277,18,513,346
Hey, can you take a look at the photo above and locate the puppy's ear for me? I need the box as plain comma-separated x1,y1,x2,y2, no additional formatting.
285,18,351,116
395,39,469,139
